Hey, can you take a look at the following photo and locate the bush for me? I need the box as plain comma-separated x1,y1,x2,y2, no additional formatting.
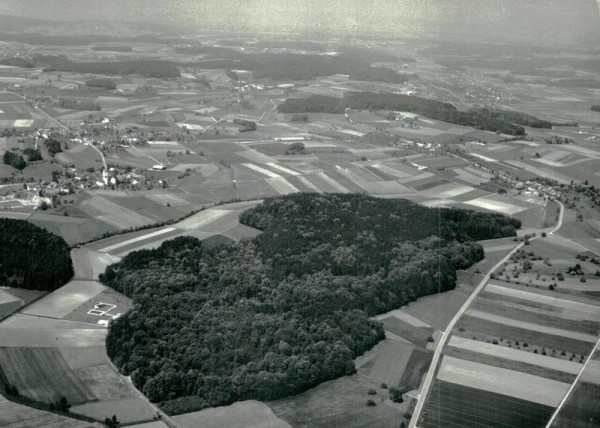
389,387,405,403
367,388,377,395
366,399,376,407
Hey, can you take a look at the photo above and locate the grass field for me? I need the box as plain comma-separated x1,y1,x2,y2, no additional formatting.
173,400,291,428
0,395,94,428
398,347,433,392
71,397,157,424
269,375,403,428
22,281,106,320
356,337,414,387
0,347,96,404
552,382,600,427
401,283,474,330
455,314,595,357
484,283,600,321
472,296,600,335
421,379,555,428
380,316,434,348
444,345,578,384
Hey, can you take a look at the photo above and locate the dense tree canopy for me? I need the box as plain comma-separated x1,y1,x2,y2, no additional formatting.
279,92,553,135
102,194,520,414
85,78,117,90
3,151,26,170
0,219,73,290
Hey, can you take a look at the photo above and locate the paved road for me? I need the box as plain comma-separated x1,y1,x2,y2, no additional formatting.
409,201,566,428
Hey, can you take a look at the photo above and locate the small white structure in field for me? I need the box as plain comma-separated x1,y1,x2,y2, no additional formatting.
152,164,167,170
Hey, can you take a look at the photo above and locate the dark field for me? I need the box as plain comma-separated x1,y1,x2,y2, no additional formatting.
443,346,577,384
421,379,555,428
455,315,595,357
552,382,600,428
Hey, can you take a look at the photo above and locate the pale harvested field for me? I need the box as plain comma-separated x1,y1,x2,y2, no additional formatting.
463,196,528,215
71,398,157,424
98,227,178,253
175,209,230,230
465,309,598,343
266,177,300,195
0,395,95,428
242,162,283,178
266,162,301,176
316,172,350,193
173,400,291,428
1,314,105,331
485,283,600,321
22,281,106,319
448,335,582,374
422,182,474,199
297,176,323,193
0,327,106,347
437,355,570,407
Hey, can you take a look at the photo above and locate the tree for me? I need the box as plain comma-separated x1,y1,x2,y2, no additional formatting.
3,151,26,170
389,387,404,403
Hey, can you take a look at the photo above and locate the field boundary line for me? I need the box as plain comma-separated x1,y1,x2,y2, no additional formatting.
546,336,600,427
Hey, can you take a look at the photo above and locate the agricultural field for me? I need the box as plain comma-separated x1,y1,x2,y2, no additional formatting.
1,16,600,428
173,401,291,428
0,394,99,428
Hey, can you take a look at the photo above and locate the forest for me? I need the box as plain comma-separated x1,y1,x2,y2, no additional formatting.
0,219,73,290
279,92,553,135
37,55,180,78
101,194,520,414
85,78,117,90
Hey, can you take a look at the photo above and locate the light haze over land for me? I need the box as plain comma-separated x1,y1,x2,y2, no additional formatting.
1,0,599,44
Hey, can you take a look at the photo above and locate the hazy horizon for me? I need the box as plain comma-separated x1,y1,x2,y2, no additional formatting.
0,0,598,45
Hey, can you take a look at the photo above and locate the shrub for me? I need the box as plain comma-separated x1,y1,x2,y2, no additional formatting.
366,399,376,407
389,387,405,403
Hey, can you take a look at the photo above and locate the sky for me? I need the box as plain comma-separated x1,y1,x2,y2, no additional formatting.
0,0,598,44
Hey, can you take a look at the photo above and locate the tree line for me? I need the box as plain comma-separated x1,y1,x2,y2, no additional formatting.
101,194,520,415
0,219,73,290
279,92,553,135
